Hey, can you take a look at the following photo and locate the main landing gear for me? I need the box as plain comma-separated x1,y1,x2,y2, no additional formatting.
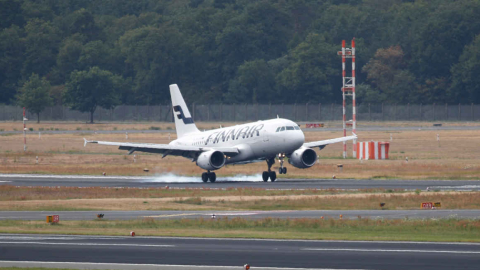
278,153,287,175
262,157,276,182
202,171,216,183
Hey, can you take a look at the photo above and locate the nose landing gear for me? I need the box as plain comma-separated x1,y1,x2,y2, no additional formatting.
278,153,287,174
262,158,276,182
202,171,216,183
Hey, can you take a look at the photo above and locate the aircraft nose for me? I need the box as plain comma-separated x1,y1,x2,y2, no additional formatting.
296,129,305,147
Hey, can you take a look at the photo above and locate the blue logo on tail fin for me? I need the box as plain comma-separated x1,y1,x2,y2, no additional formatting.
173,106,194,124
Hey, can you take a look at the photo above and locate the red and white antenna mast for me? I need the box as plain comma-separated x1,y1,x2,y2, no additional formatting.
338,38,357,158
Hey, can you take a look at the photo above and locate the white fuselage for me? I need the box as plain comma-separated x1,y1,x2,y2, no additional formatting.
169,118,305,164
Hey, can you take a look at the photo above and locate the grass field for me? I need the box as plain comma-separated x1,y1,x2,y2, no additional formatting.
0,121,479,179
0,185,478,211
0,185,403,201
0,218,478,242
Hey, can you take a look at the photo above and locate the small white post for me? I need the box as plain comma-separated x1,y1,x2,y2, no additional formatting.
125,132,128,139
133,154,136,163
23,107,27,152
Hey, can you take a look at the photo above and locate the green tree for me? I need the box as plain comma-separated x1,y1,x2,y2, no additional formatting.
409,0,480,80
225,59,276,103
0,25,24,104
215,1,292,79
60,8,103,42
450,35,480,103
0,0,24,29
16,74,53,123
119,26,191,104
22,19,60,78
64,67,122,123
276,33,338,103
362,46,417,103
56,34,85,82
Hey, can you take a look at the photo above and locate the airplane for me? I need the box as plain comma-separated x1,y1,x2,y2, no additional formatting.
84,84,357,183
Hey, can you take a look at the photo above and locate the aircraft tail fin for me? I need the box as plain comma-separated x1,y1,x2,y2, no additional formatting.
169,84,200,138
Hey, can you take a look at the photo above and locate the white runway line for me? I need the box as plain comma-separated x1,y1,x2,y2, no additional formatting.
0,241,174,248
203,212,259,216
431,185,480,189
2,233,480,246
0,173,264,182
302,248,480,254
146,173,263,183
0,261,364,270
0,235,123,241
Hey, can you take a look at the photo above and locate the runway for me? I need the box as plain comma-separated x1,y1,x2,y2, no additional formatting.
1,174,480,190
1,210,479,221
0,234,479,269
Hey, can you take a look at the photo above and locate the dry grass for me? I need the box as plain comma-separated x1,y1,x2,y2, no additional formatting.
0,187,477,211
0,122,479,179
195,192,480,210
0,218,479,242
0,185,392,201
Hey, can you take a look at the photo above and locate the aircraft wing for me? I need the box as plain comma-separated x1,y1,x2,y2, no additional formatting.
303,134,357,149
84,139,239,158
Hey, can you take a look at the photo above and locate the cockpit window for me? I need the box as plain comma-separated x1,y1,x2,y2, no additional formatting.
286,126,294,130
276,127,280,132
280,127,285,131
294,126,300,130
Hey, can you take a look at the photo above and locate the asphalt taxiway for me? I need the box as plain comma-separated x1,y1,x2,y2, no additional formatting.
0,234,479,269
1,210,479,221
1,174,480,190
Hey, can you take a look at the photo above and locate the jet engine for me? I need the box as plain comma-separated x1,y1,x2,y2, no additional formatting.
288,148,317,168
196,150,226,171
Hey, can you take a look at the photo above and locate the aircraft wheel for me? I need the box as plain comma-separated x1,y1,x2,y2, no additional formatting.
262,171,269,182
278,167,283,174
209,172,216,183
201,172,208,183
282,167,287,174
269,171,276,182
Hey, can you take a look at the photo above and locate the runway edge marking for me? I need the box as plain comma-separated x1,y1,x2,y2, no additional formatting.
0,241,174,248
302,248,480,254
0,261,365,270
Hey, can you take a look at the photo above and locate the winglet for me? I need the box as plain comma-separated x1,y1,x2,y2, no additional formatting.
84,138,88,147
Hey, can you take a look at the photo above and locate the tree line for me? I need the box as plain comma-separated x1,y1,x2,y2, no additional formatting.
1,0,480,122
